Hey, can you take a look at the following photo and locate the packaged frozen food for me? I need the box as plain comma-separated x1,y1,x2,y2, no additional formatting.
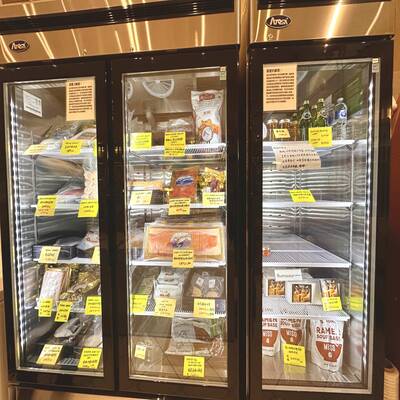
39,267,69,302
199,167,226,193
133,337,164,373
191,90,224,144
55,182,84,198
171,317,225,342
285,280,321,304
79,317,102,348
262,318,280,356
165,336,224,357
189,271,224,298
36,156,84,179
143,222,225,262
157,268,188,285
33,237,81,260
310,320,344,372
167,117,195,144
82,158,98,199
77,226,99,258
40,120,83,149
280,319,306,346
320,279,340,298
170,167,199,201
51,316,92,346
129,180,165,204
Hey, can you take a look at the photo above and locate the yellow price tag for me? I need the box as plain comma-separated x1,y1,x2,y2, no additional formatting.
38,298,53,318
24,144,48,155
350,296,363,312
283,344,306,367
131,132,152,151
164,131,186,157
130,191,152,206
78,199,99,218
85,296,102,316
273,128,291,139
308,127,333,148
168,198,190,216
93,139,97,157
36,195,57,217
37,344,63,365
60,140,83,155
321,296,343,312
289,189,315,203
172,249,194,268
183,356,205,378
134,344,147,360
38,246,61,264
193,298,215,319
78,348,102,369
54,301,73,322
130,294,149,314
202,192,225,207
91,246,100,264
154,298,176,318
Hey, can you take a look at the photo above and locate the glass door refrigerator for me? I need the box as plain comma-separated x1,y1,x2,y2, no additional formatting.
0,62,114,390
248,1,394,399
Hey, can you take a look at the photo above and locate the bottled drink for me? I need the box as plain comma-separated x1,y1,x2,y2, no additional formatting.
266,118,279,141
299,100,312,141
334,97,348,139
314,98,328,127
290,112,298,141
278,118,291,141
311,105,318,127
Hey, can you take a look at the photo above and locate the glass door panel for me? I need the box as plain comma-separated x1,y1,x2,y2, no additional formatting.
261,59,376,391
5,77,104,375
123,67,228,385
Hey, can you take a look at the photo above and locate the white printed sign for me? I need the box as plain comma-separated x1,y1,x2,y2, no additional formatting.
272,143,321,171
66,79,95,121
275,269,303,282
263,63,297,111
23,91,42,117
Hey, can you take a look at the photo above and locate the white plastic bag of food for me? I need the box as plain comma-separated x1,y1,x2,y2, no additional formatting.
280,318,306,346
191,90,224,144
262,318,280,356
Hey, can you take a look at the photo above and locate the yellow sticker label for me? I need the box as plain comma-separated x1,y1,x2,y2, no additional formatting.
202,192,225,207
85,296,102,316
131,132,152,151
91,246,100,264
289,189,315,203
93,139,97,157
130,294,149,314
134,344,147,360
38,246,61,264
193,298,215,319
164,131,186,157
172,249,194,268
24,144,48,155
168,198,190,216
322,296,343,312
273,128,291,139
350,296,363,312
130,191,152,206
154,298,176,318
283,344,306,367
308,127,333,148
54,301,73,323
35,195,57,217
183,356,205,378
78,348,102,369
78,199,99,218
37,344,63,365
38,298,53,318
60,140,83,155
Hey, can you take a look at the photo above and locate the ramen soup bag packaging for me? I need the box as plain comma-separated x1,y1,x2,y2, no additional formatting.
280,318,306,346
262,318,280,356
310,320,344,372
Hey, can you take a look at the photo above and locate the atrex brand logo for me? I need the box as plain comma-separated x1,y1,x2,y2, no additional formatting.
266,15,291,29
9,40,30,53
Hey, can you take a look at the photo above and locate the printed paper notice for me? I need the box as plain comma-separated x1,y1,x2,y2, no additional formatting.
275,269,302,282
183,356,205,378
38,298,53,318
168,198,190,216
134,345,147,360
193,298,215,319
283,344,306,367
55,301,73,322
35,195,57,217
39,246,60,263
263,63,297,111
130,294,149,314
154,298,176,318
272,143,321,171
289,189,315,203
172,249,194,268
85,296,102,316
322,297,343,312
78,348,102,369
66,79,95,121
37,344,62,365
23,91,42,117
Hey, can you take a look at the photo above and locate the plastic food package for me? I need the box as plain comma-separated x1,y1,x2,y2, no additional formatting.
82,158,98,199
167,117,195,144
191,90,224,144
189,271,224,298
170,167,199,201
39,267,70,302
51,315,92,346
133,337,164,373
310,320,344,372
171,317,225,342
165,336,224,357
280,319,306,346
262,318,280,356
199,167,226,193
77,226,99,258
79,317,103,348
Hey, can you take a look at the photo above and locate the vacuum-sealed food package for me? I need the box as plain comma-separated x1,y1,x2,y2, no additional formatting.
170,167,199,201
280,318,306,346
79,317,103,348
199,167,226,193
129,179,165,204
189,271,224,298
77,226,99,258
262,318,280,356
166,336,224,357
143,222,225,262
157,268,188,285
310,320,344,372
50,316,92,346
191,90,224,144
133,337,164,374
167,117,195,144
171,317,225,342
33,236,81,260
39,266,70,302
82,158,98,199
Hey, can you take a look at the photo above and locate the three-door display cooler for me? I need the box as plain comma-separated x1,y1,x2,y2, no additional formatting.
248,1,393,400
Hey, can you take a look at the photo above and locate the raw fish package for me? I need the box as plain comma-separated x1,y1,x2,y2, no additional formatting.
170,167,199,201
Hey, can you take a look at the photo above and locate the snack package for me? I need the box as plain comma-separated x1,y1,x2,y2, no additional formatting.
191,90,224,144
280,319,306,346
285,280,321,304
170,167,199,201
262,318,280,356
190,271,224,298
199,167,226,193
320,279,340,298
310,320,344,372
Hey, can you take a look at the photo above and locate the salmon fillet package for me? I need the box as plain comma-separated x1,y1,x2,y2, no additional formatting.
310,319,344,372
280,318,306,346
262,318,280,356
143,222,225,262
170,167,199,201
